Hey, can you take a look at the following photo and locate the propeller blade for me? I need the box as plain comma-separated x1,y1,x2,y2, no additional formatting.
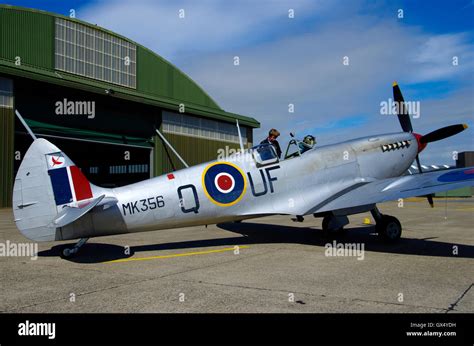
420,124,468,144
392,82,413,132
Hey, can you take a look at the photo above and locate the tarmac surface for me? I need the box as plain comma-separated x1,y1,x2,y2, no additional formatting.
1,197,473,313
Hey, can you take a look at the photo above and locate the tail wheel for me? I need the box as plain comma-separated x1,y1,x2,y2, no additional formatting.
60,247,75,259
376,215,402,242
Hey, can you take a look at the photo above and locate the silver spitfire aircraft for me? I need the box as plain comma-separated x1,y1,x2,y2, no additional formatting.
13,83,474,257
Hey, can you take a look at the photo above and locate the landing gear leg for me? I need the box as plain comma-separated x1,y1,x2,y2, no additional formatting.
61,238,89,258
371,206,402,242
370,206,383,223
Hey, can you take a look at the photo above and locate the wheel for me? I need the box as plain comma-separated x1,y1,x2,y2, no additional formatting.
60,247,76,259
61,248,72,258
376,215,402,242
322,215,344,234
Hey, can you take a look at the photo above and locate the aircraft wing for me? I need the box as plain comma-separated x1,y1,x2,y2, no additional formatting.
307,166,474,214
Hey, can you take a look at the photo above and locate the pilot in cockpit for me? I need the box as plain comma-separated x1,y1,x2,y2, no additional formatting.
299,135,316,154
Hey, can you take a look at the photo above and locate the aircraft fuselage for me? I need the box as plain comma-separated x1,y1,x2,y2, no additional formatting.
56,132,418,240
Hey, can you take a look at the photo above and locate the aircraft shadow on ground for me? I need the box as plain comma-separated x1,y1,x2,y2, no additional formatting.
38,222,473,263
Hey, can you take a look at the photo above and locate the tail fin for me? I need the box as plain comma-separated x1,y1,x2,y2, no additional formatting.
13,138,103,241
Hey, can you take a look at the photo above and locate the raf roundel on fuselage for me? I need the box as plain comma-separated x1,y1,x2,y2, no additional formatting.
202,162,247,207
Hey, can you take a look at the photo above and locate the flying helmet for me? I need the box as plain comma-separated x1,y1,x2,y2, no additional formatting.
303,135,316,147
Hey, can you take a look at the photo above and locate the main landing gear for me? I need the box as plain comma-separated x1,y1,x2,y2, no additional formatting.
316,207,402,242
371,207,402,242
61,238,89,259
321,215,349,235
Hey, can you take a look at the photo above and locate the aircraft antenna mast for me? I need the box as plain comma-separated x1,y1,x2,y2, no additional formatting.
155,129,189,168
15,109,37,140
236,119,245,152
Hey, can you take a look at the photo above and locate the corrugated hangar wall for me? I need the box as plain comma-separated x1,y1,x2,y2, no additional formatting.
137,48,219,109
0,9,53,209
0,107,14,208
0,5,259,208
1,9,69,208
153,132,244,175
0,8,54,69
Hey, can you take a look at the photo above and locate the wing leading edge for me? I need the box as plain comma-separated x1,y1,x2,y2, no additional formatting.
306,167,474,214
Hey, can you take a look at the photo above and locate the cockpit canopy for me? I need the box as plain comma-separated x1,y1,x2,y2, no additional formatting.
251,143,279,166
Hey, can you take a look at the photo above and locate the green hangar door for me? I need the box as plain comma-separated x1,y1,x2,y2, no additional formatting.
12,79,156,188
14,121,154,189
15,127,153,189
56,139,151,188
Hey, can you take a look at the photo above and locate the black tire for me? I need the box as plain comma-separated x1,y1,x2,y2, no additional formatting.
322,215,344,234
60,247,76,259
376,215,402,242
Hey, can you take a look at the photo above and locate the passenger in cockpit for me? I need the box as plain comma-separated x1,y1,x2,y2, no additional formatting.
260,128,282,158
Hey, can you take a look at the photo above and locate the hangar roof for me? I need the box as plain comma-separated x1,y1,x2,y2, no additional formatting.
0,5,259,128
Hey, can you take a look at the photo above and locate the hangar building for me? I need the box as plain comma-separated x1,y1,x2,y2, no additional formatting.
0,5,259,207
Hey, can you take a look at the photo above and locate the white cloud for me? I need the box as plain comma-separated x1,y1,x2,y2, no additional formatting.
80,0,325,60
411,33,474,81
80,0,474,164
181,18,473,147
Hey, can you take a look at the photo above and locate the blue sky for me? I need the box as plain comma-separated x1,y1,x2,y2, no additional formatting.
4,0,474,164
